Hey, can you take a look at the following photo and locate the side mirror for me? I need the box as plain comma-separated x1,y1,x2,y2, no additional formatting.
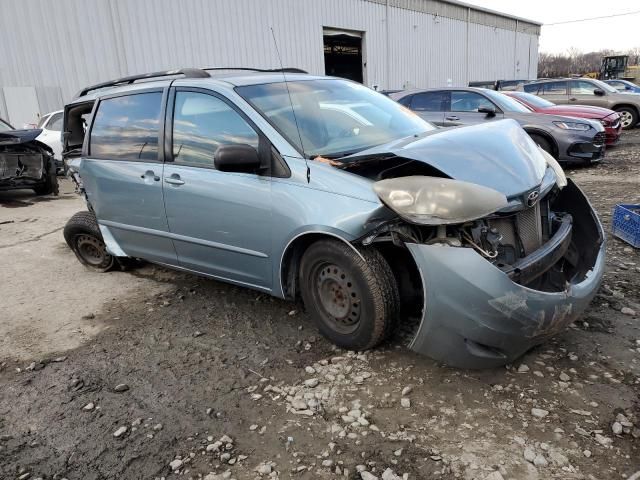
214,144,261,173
478,106,497,117
593,88,605,96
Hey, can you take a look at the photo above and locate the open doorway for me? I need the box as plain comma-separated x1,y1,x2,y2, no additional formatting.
323,28,364,83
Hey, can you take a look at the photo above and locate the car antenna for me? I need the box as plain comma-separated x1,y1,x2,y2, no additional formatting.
270,27,310,183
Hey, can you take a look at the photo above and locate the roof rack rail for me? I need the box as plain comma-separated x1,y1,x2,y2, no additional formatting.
75,68,210,98
202,67,308,74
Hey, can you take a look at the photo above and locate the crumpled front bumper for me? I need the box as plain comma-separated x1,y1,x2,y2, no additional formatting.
406,182,605,369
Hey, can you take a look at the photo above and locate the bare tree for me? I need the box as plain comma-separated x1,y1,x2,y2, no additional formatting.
537,48,638,78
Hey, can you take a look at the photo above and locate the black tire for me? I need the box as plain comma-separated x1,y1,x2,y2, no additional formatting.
299,239,399,351
33,170,59,196
615,106,638,130
64,211,115,272
528,133,554,157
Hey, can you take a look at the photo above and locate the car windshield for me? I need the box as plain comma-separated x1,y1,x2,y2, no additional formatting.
36,115,49,128
510,92,555,108
0,119,13,132
482,89,533,113
236,79,435,158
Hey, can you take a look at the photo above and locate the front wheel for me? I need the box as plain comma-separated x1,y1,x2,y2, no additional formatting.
64,211,115,272
299,240,399,351
615,107,638,130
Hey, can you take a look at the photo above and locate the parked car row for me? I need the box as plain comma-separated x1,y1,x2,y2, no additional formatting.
469,76,640,129
60,67,606,368
390,87,607,164
522,78,640,129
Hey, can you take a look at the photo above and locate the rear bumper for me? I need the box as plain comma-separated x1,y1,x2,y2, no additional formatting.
406,180,605,369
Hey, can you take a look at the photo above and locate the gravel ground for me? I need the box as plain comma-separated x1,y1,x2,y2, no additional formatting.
0,131,639,480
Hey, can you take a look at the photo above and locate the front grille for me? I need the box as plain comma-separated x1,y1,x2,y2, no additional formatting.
593,132,606,147
516,202,543,254
489,201,544,261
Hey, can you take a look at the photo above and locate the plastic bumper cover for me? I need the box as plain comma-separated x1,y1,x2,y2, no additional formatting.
406,184,605,369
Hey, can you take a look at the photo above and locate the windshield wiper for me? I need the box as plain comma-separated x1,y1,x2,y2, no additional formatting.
312,148,367,160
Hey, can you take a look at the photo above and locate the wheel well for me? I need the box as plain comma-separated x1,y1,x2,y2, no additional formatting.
525,129,559,158
281,233,424,318
281,233,355,300
613,104,639,115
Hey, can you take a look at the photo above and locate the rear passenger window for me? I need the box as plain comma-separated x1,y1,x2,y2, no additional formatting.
172,91,259,168
90,92,162,161
523,84,539,94
410,92,446,111
541,81,567,95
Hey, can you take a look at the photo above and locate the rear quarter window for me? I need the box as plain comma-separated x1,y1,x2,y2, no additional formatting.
90,92,162,161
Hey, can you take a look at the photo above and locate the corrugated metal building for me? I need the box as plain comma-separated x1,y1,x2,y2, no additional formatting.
0,0,540,126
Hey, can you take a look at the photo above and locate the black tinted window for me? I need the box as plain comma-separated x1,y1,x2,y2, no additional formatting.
523,83,539,94
90,92,162,160
410,92,446,111
172,91,259,167
541,81,567,95
450,91,495,112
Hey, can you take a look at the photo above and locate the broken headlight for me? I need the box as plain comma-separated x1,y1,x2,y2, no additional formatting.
373,176,508,225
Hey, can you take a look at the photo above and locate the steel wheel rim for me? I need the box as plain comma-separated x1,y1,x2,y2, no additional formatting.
312,262,361,334
76,234,111,268
619,111,634,128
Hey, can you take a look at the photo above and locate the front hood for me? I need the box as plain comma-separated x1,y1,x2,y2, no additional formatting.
345,119,547,198
0,129,53,154
541,105,615,118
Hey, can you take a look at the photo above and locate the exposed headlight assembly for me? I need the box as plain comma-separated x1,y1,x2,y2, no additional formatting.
553,121,591,131
373,176,508,225
538,148,567,189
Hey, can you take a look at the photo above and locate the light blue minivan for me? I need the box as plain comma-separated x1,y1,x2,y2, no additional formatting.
63,68,605,368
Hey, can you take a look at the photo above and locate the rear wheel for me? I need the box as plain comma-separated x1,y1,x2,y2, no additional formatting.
299,239,399,351
615,106,638,130
64,211,115,272
528,133,554,157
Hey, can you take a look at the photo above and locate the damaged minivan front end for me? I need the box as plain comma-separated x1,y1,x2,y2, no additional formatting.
344,120,605,368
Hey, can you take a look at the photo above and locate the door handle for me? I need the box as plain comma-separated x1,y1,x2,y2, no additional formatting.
446,115,460,121
569,97,577,101
140,170,160,181
164,175,185,186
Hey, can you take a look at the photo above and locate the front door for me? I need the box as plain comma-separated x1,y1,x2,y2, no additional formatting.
83,89,177,264
407,91,446,126
569,80,609,108
162,88,272,291
443,90,504,127
537,80,569,105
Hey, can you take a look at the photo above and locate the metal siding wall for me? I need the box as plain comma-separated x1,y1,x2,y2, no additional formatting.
0,0,539,121
469,23,513,82
387,8,467,88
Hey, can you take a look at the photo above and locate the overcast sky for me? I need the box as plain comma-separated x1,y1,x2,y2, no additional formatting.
461,0,640,54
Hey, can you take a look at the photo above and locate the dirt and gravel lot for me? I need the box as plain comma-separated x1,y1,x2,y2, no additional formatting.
0,132,639,480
